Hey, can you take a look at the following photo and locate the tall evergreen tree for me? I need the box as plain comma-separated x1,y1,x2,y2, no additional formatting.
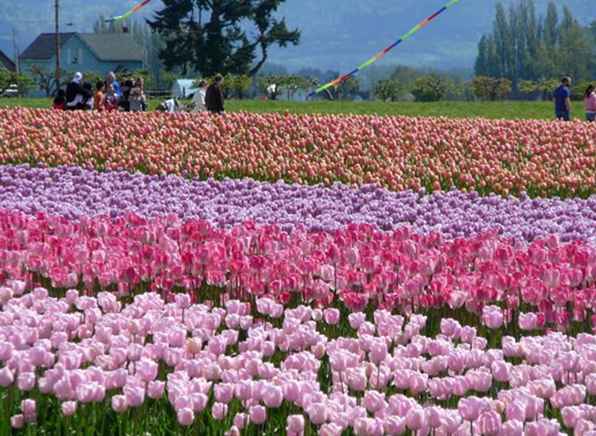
474,36,489,76
543,2,559,48
474,1,594,87
493,4,512,78
148,0,300,77
558,7,591,81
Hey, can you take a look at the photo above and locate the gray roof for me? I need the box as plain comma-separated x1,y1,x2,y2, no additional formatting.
78,34,143,62
0,49,16,72
20,33,76,60
20,33,143,62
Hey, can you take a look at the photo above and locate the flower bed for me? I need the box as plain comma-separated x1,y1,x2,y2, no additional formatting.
0,209,593,332
2,286,596,435
0,109,594,197
1,165,595,243
1,109,596,434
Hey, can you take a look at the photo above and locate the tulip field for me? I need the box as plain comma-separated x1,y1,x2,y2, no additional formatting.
0,109,595,436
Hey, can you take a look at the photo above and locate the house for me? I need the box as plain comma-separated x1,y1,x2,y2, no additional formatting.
20,33,144,95
0,49,16,72
171,79,198,99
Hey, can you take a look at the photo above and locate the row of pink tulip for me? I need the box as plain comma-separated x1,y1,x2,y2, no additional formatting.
1,285,595,434
0,109,594,197
0,210,594,331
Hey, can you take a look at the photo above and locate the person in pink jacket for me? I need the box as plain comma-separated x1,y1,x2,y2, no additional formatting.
585,85,596,122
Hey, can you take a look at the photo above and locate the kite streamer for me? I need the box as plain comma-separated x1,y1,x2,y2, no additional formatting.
313,0,462,95
106,0,152,23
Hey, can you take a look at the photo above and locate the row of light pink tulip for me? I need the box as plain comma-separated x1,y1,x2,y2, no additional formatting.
2,285,596,435
0,210,594,332
0,109,594,197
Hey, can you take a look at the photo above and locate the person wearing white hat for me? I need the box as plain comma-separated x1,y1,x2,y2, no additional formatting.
65,72,92,110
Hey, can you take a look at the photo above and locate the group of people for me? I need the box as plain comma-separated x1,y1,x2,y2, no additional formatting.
52,71,226,115
159,74,226,114
554,77,596,122
53,72,147,112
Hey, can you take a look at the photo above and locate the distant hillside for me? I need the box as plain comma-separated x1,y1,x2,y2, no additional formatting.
1,0,593,71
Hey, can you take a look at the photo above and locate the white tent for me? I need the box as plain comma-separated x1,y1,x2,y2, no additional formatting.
171,79,198,99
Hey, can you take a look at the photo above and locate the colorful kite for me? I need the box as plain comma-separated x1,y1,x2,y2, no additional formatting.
106,0,152,23
313,0,463,95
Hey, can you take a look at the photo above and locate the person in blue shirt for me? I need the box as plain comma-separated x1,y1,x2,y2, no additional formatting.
105,72,122,101
553,77,572,121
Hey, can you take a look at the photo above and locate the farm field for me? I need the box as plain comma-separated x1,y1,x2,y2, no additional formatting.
0,97,560,120
0,108,595,435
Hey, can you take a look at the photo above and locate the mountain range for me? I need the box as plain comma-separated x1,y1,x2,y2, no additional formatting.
0,0,593,72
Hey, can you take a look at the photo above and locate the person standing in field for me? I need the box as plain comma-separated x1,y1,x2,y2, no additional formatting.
129,78,147,112
105,72,122,101
553,76,572,121
584,84,596,122
94,81,105,112
65,72,92,110
192,80,208,112
205,74,225,114
104,84,118,112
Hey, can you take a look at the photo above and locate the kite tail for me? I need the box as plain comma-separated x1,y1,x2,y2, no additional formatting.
106,0,152,23
314,0,463,94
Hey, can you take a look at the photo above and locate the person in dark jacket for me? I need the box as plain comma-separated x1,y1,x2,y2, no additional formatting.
65,73,93,111
119,78,134,112
65,72,93,110
205,74,225,113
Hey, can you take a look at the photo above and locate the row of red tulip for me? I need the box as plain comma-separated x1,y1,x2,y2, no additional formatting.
0,109,594,197
0,210,594,331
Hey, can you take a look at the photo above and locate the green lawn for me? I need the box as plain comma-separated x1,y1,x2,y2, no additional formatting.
0,97,560,120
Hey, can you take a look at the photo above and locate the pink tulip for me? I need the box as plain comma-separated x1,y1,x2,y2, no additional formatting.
249,405,267,425
477,410,501,435
10,414,24,429
482,306,504,329
519,313,538,331
17,372,36,391
212,402,228,421
111,395,128,413
61,401,77,417
177,408,195,426
323,308,340,326
500,419,523,436
233,413,248,430
147,381,165,400
21,399,36,422
0,366,14,387
287,415,305,434
405,406,426,431
306,403,327,425
348,313,366,330
263,384,284,408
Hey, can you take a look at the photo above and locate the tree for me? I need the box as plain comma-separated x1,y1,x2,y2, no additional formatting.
0,70,32,96
472,76,512,101
475,1,594,90
334,77,360,101
149,0,300,77
411,75,452,102
222,74,252,99
519,79,558,100
373,79,404,102
29,65,66,97
475,36,489,76
543,2,559,48
557,7,592,81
